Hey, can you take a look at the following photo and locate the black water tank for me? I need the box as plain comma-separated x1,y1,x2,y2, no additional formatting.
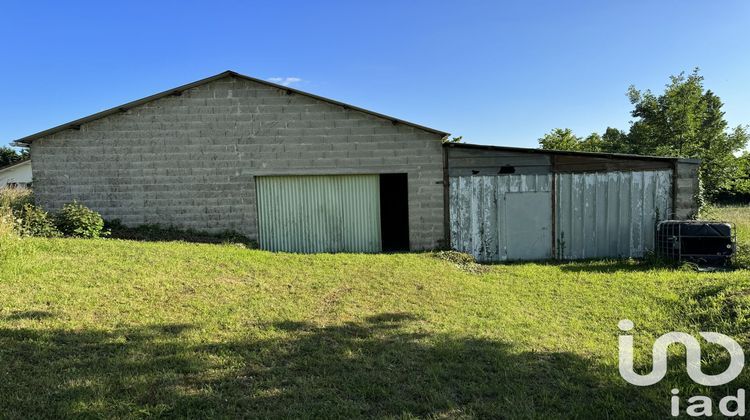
656,221,735,266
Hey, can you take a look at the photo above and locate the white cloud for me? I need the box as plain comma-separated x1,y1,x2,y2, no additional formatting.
267,77,302,87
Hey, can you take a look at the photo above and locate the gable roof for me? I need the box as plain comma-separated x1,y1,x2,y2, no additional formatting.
12,70,449,146
0,158,30,174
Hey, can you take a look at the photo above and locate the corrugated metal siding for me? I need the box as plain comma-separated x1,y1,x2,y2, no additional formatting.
449,174,552,262
555,170,672,259
256,175,382,253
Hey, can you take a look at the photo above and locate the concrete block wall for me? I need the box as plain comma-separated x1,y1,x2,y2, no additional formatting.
30,76,446,250
675,160,701,219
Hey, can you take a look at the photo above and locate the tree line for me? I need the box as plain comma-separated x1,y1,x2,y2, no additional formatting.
538,69,749,202
0,146,28,168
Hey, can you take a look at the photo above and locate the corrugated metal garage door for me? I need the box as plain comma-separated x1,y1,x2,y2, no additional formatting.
256,175,382,253
449,174,552,262
555,170,672,259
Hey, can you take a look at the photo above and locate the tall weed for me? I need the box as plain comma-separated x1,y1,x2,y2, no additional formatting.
0,188,31,238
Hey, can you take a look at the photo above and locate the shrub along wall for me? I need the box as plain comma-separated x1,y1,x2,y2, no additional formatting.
0,189,253,246
0,190,105,239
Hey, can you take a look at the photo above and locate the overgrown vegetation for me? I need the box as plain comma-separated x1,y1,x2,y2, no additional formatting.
0,190,100,239
16,203,61,237
0,186,32,211
0,189,255,246
106,219,255,247
538,69,749,203
0,188,32,237
55,201,106,238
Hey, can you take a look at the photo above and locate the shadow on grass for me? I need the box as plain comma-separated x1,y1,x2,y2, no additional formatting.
0,313,668,418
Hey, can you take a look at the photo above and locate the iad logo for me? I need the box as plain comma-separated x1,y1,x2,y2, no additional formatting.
618,319,744,386
618,319,746,417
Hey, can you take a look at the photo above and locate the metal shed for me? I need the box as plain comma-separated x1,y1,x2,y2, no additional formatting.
444,143,700,262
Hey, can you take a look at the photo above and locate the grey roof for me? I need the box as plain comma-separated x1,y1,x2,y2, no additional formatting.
12,70,449,146
444,142,701,163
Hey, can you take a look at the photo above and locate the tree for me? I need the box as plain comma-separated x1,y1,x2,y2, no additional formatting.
538,128,582,150
538,128,603,152
0,146,27,167
626,69,748,198
600,127,631,154
579,133,603,152
722,152,750,200
537,69,749,201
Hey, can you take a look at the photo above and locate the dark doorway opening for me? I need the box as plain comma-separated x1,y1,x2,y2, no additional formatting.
379,173,410,252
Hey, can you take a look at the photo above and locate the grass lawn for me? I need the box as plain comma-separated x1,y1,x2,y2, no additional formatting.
1,208,750,418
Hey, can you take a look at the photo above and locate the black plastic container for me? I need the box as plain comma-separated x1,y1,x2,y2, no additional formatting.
656,221,735,266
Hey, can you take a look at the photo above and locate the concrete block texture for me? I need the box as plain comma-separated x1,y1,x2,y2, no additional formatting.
30,76,446,250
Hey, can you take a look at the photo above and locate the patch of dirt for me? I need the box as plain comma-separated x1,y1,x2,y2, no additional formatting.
314,285,354,320
430,251,490,274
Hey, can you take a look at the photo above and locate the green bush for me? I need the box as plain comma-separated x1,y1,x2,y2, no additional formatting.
17,203,61,237
56,201,107,238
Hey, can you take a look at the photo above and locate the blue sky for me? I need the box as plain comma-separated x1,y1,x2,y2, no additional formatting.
1,1,749,148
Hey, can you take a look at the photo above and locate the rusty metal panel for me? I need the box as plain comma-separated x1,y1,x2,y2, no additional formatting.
446,147,552,176
552,154,673,172
449,174,552,262
256,175,381,253
555,170,672,259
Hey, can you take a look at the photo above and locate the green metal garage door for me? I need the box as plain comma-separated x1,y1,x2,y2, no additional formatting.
256,175,382,253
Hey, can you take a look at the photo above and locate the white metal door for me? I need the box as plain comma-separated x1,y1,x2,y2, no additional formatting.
505,192,552,261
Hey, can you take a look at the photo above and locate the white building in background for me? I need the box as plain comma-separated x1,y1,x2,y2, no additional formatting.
0,160,32,188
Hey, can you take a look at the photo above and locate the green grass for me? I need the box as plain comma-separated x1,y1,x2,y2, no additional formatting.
1,208,750,418
703,204,750,267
